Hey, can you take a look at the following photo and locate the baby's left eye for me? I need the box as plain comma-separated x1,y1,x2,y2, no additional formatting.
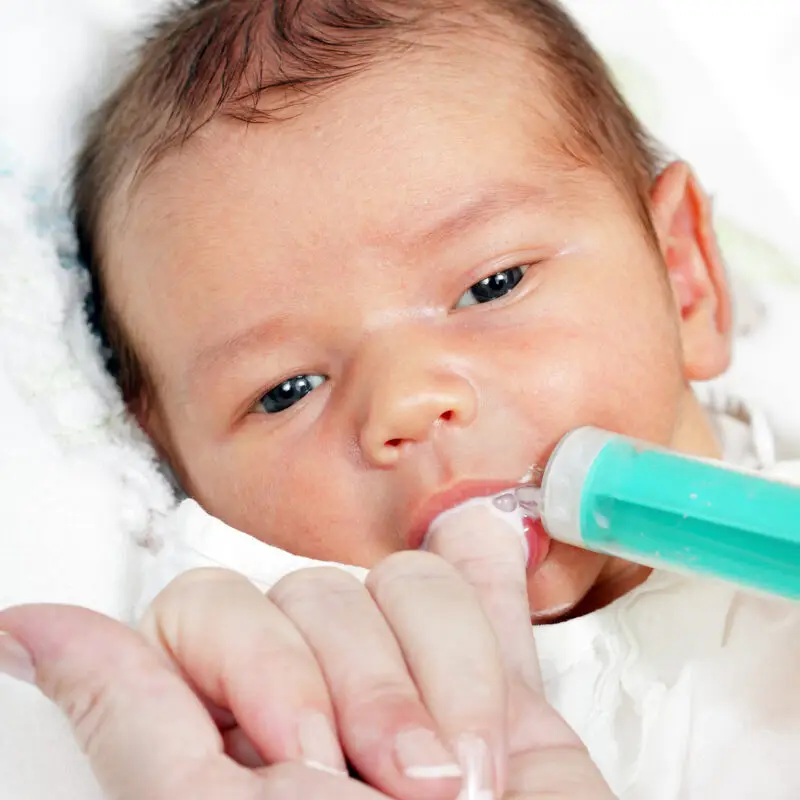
455,266,528,309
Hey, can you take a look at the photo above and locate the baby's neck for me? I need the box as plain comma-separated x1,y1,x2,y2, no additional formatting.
562,559,653,620
672,389,725,462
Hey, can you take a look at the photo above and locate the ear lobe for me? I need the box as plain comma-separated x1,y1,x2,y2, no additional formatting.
650,162,732,381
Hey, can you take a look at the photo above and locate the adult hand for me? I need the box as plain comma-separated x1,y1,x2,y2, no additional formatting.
0,509,614,799
0,603,387,800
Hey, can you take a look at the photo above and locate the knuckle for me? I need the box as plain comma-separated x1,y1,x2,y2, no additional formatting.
143,568,245,625
347,673,417,711
447,550,522,593
367,549,449,585
140,567,257,647
270,566,365,614
367,550,461,602
156,567,245,605
241,632,322,686
448,546,516,575
340,683,425,754
48,669,119,760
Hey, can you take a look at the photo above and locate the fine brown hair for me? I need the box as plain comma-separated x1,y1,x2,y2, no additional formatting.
73,0,662,406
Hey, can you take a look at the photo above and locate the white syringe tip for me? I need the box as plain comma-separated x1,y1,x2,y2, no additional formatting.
542,427,617,546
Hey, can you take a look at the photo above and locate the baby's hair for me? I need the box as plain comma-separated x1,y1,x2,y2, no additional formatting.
73,0,662,405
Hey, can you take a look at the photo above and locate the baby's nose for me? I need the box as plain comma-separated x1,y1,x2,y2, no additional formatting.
359,367,478,467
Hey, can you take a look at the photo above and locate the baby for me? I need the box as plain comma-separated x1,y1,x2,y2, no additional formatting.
76,0,729,620
71,0,800,796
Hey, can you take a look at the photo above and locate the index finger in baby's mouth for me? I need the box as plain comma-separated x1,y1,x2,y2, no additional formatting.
424,505,542,693
426,508,586,759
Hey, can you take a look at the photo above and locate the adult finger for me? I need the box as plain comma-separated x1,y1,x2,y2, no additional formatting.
426,507,612,796
426,505,581,751
0,604,461,800
0,603,254,800
426,504,539,690
271,564,472,800
140,568,347,775
364,550,512,795
506,746,615,799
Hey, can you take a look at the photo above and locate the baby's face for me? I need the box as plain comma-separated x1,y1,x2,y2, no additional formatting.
111,39,727,619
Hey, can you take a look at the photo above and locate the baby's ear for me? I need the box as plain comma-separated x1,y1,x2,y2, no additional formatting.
650,161,732,381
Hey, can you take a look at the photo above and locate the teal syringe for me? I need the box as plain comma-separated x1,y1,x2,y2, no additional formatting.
539,427,800,599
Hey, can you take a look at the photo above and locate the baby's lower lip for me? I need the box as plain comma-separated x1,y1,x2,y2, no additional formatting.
523,516,551,571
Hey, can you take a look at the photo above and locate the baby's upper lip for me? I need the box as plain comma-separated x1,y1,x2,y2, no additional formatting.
407,479,525,551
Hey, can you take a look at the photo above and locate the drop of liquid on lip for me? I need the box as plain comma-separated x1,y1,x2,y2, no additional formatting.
492,493,518,513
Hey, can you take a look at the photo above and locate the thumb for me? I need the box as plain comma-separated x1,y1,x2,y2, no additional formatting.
0,604,233,799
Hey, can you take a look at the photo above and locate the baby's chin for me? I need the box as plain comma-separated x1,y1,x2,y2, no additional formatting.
526,543,620,624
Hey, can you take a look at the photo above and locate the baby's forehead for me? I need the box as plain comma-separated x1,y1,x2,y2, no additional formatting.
118,56,590,270
128,35,579,215
102,1,653,280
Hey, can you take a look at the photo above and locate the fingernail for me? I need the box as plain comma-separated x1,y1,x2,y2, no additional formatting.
298,713,347,776
457,734,495,800
395,727,462,780
0,632,35,684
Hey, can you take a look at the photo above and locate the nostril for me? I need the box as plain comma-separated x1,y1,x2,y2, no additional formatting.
439,410,454,423
386,438,403,449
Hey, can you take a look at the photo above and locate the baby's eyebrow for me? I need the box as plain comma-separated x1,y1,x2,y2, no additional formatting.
186,317,285,391
392,181,553,250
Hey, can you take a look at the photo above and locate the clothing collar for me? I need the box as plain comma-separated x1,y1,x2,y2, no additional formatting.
695,383,776,470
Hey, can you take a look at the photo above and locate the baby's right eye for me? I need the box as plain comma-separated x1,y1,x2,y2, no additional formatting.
256,374,326,414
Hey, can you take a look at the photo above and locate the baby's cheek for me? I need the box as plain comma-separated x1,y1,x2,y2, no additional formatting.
172,427,297,548
197,428,384,564
521,313,682,446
